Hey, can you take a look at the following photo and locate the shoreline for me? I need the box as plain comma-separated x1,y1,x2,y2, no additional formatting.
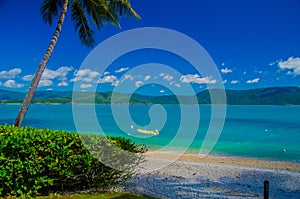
145,151,300,173
121,151,300,198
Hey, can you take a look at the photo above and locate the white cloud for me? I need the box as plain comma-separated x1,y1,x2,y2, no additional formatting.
97,75,119,86
121,74,134,83
286,71,293,75
159,73,165,77
98,75,118,84
144,75,151,81
40,66,73,88
22,74,33,81
42,66,73,80
71,69,99,82
246,78,260,84
243,71,247,75
180,74,216,84
230,80,239,84
221,67,233,74
159,90,165,93
4,80,24,88
221,62,225,66
58,81,68,87
8,68,22,77
175,83,181,88
111,80,119,87
58,66,72,75
103,71,110,75
278,57,300,75
0,68,22,79
163,75,173,81
80,84,92,89
223,79,228,84
269,60,279,66
115,67,129,73
135,81,143,87
38,79,53,87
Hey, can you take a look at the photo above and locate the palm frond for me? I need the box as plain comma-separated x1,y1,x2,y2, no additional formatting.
82,0,120,30
108,0,141,19
40,0,64,25
104,4,121,28
82,0,107,29
71,0,95,47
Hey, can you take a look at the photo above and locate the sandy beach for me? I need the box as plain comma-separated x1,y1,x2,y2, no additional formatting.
122,152,300,198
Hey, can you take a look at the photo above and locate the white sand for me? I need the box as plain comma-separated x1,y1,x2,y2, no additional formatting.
121,153,300,198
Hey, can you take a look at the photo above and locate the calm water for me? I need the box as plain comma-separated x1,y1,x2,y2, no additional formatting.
1,104,299,162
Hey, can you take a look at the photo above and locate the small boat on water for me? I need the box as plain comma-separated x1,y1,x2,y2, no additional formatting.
137,128,159,135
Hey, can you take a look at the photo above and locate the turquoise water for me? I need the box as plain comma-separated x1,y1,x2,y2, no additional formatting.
1,104,299,162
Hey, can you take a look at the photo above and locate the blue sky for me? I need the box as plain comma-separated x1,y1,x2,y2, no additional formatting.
0,0,300,95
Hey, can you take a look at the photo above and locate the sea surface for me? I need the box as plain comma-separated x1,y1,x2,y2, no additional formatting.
1,104,299,162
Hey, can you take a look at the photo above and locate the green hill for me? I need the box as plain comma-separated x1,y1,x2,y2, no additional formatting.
225,87,300,105
0,89,25,101
0,87,300,105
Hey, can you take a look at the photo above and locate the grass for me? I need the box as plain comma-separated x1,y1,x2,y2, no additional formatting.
0,191,156,199
34,191,156,199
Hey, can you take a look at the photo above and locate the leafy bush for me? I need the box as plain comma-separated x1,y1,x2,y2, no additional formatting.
0,125,146,197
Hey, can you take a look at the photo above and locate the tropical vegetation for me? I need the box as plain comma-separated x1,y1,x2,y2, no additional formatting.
0,125,146,197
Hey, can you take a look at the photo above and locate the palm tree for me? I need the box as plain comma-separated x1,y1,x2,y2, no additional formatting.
14,0,140,126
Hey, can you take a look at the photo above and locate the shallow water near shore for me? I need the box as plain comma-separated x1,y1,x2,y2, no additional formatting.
1,104,299,162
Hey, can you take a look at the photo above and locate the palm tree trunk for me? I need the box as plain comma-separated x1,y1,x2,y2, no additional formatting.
14,0,69,127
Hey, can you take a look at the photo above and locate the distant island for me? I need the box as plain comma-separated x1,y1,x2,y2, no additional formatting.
0,86,300,105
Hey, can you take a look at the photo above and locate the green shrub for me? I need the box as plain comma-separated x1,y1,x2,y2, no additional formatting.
0,125,146,197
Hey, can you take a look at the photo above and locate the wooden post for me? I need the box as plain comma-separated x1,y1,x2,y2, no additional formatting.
264,180,269,199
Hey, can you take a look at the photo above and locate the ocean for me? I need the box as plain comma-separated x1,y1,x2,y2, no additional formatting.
1,104,299,162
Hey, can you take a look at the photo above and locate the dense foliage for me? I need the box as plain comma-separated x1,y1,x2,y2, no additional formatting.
0,125,146,197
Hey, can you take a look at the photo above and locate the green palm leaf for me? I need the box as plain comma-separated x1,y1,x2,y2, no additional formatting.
71,0,95,47
40,0,64,25
83,0,119,30
108,0,141,19
83,0,105,29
